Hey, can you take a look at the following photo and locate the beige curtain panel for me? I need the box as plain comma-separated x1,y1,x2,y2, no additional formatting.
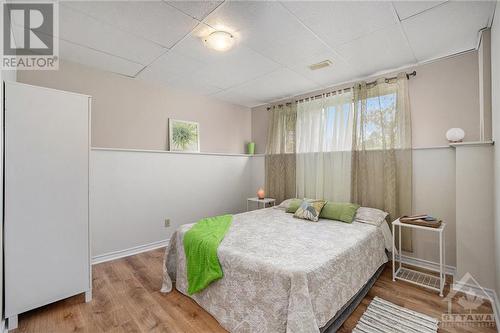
351,73,413,251
265,104,297,204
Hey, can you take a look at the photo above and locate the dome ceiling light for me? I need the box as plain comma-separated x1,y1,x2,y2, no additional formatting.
204,31,235,52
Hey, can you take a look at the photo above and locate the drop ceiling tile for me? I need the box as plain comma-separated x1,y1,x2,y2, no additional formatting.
141,50,205,78
225,68,319,102
402,1,495,61
282,1,398,47
202,0,268,32
135,63,178,85
212,89,264,108
59,4,166,65
59,40,144,77
166,76,222,96
62,1,198,48
190,45,281,89
258,39,328,69
165,1,222,20
393,1,447,20
336,24,416,78
7,23,144,77
139,68,222,95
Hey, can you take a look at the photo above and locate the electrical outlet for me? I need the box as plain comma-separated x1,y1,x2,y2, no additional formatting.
164,218,170,228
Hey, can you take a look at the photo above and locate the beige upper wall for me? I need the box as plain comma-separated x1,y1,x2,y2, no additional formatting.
252,51,482,153
410,52,480,147
251,105,269,154
18,60,252,154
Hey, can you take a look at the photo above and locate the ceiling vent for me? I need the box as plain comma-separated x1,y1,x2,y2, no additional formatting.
309,60,332,71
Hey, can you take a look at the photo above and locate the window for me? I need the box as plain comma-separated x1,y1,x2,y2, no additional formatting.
355,92,400,150
296,92,353,153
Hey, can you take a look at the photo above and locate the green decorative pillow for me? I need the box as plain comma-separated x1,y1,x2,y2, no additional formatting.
320,202,360,223
285,199,303,213
293,199,326,222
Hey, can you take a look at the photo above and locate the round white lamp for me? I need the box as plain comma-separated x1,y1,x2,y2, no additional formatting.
446,128,465,143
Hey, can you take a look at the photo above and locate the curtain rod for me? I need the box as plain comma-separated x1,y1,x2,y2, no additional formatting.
366,70,416,85
267,71,417,110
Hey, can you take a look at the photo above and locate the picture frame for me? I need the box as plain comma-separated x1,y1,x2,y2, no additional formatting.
168,119,200,152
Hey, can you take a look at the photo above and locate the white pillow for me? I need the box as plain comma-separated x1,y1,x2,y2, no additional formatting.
274,198,295,210
354,207,389,226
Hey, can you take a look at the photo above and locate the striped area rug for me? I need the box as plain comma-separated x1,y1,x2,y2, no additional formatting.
353,297,439,333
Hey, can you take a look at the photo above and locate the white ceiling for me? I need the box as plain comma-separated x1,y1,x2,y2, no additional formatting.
51,0,497,107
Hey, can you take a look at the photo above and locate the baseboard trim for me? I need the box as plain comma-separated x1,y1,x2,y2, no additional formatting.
398,254,457,277
91,239,169,265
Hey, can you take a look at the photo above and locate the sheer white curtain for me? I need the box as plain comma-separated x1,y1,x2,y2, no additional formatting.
296,92,353,201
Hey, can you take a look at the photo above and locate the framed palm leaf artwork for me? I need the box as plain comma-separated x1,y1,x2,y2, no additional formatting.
168,119,200,152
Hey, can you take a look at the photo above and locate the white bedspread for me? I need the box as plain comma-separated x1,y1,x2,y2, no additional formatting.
162,208,388,333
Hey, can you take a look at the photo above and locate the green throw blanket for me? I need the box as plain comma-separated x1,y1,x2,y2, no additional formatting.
183,214,233,295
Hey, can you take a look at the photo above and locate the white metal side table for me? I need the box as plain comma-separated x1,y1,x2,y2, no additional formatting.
392,219,446,297
247,198,276,211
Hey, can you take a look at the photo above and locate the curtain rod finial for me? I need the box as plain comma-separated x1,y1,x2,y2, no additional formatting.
406,71,416,80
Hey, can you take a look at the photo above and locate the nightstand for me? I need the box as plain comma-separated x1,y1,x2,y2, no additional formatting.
247,197,276,211
392,219,446,297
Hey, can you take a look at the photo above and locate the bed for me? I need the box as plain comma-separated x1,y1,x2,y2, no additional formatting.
161,207,392,333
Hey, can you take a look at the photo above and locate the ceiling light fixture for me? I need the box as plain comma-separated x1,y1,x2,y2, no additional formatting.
204,31,235,52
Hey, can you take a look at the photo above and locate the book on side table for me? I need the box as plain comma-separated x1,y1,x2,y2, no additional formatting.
400,214,442,228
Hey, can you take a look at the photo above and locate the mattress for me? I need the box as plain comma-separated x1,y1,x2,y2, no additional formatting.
162,208,389,333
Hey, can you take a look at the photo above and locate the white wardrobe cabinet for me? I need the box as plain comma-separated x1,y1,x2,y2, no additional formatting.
4,82,92,330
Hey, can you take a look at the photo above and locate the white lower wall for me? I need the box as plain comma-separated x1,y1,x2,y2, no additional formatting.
90,149,258,257
455,145,496,290
411,148,456,266
250,155,265,194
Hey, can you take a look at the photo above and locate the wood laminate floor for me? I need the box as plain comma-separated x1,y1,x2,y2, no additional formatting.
12,248,497,333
